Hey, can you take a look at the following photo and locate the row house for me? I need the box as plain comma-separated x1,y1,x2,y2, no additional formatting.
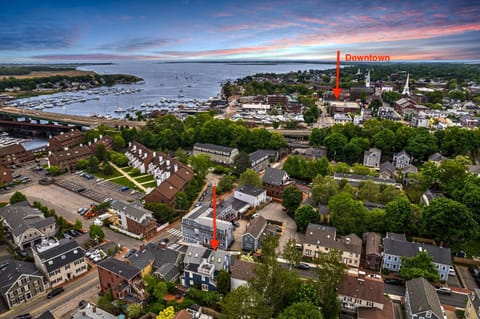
47,130,84,151
97,257,147,303
333,173,401,189
302,224,362,268
110,200,158,239
465,288,480,319
0,166,12,185
33,239,88,287
338,274,388,316
180,245,231,291
382,232,452,281
192,143,239,165
0,144,33,167
248,149,276,172
0,201,56,249
0,259,46,309
144,165,193,206
334,113,353,124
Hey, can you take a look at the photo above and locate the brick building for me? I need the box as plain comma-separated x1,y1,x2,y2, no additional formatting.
47,130,84,151
0,144,33,166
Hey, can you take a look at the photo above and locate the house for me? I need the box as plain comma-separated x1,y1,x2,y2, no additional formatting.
193,143,239,165
428,152,446,165
87,135,113,153
230,259,255,290
333,173,401,189
180,245,231,291
363,232,382,271
48,130,84,151
33,239,88,287
0,258,46,309
378,106,402,121
379,161,396,180
420,189,445,206
110,200,158,239
248,150,275,172
382,232,452,281
465,288,480,319
291,147,327,160
127,249,155,277
71,302,117,319
0,201,56,249
0,166,12,185
0,144,33,166
181,205,234,250
334,113,353,124
393,150,411,169
469,165,480,178
97,257,147,302
233,186,267,207
402,164,418,185
302,224,362,268
139,243,183,282
405,277,445,319
242,216,267,252
363,148,381,169
338,274,385,314
37,310,56,319
262,167,291,198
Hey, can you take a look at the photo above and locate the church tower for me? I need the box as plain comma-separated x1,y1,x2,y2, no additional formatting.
402,73,410,96
365,70,371,88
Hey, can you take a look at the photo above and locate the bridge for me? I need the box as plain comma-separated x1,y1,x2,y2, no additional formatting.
0,106,146,129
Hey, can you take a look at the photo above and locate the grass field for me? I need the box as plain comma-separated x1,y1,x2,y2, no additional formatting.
135,175,155,183
0,70,95,80
94,167,122,179
108,176,137,190
143,181,157,188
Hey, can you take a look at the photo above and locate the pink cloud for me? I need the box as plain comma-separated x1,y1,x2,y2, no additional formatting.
32,53,160,61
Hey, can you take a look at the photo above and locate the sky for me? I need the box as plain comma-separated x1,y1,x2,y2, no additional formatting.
1,0,479,63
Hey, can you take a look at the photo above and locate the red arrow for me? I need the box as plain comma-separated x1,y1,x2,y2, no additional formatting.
211,186,220,250
332,50,342,99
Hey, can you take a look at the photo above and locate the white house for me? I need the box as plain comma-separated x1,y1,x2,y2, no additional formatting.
233,186,267,207
363,148,381,169
393,150,411,169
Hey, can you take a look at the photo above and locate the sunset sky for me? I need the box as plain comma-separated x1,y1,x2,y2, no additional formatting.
2,0,479,62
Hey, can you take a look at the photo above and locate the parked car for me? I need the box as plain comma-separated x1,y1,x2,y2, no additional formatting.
436,287,452,295
384,278,404,285
123,249,137,259
63,233,72,239
121,186,130,192
368,274,382,279
296,263,310,270
469,266,480,278
15,248,27,257
47,287,64,299
13,314,32,319
79,300,88,308
69,229,80,237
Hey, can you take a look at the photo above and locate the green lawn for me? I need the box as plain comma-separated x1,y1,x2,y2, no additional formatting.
121,167,133,173
135,175,155,183
108,176,139,190
143,181,157,188
95,167,122,179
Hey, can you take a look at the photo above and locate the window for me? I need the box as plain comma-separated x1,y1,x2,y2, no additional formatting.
202,276,205,282
201,284,208,291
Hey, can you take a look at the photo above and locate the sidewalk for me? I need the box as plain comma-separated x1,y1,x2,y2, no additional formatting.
108,161,146,192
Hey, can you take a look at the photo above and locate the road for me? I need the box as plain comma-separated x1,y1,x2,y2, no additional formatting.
0,271,99,319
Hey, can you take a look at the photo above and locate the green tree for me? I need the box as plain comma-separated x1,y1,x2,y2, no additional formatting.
95,143,108,162
220,285,270,319
10,191,27,204
283,238,302,269
113,135,126,151
217,269,231,295
233,151,252,175
144,274,168,300
328,192,366,234
278,302,323,319
282,186,303,216
385,197,414,234
406,128,438,161
217,175,236,195
102,164,114,176
364,208,386,233
144,203,175,223
110,152,129,167
188,154,211,178
87,156,99,173
372,129,395,155
312,176,339,205
295,205,320,233
422,198,478,245
272,121,280,129
238,168,262,188
47,165,63,176
89,224,105,243
400,251,440,282
126,303,142,319
76,159,89,170
324,133,347,160
174,148,188,164
357,180,380,202
175,192,190,210
73,219,83,231
293,281,319,306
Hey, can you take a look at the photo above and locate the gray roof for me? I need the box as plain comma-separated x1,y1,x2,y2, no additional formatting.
363,232,381,257
184,245,230,272
0,258,43,295
379,161,395,174
383,237,452,266
97,257,141,281
36,310,55,319
154,263,180,282
304,224,362,254
395,149,410,158
127,249,154,270
386,232,406,241
144,243,183,269
429,152,446,162
36,239,85,272
193,143,235,155
236,185,265,197
262,167,288,186
243,216,267,239
248,150,271,163
406,277,443,318
333,173,396,185
0,201,54,236
110,200,152,223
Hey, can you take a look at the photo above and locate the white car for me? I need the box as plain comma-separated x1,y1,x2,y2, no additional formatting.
368,274,382,279
449,266,456,276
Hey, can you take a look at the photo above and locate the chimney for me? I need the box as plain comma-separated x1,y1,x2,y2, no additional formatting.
128,142,132,147
99,134,103,139
133,144,136,150
139,244,145,251
94,137,97,143
174,164,178,172
153,151,156,158
346,237,351,245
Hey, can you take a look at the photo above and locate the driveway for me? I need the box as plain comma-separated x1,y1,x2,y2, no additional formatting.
457,265,479,291
256,202,301,252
